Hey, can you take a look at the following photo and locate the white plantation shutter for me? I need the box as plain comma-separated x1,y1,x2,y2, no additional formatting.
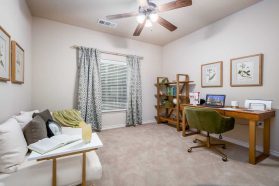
100,59,127,111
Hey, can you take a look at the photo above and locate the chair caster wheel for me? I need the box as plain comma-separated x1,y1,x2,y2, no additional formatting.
222,157,227,162
222,145,226,149
187,148,192,153
193,139,198,143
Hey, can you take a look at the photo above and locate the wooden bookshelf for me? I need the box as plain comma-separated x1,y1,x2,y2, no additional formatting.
155,74,193,131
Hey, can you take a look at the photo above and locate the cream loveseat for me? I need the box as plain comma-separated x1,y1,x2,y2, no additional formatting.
0,112,102,186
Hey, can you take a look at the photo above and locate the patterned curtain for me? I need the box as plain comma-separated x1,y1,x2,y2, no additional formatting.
126,55,142,126
77,47,102,131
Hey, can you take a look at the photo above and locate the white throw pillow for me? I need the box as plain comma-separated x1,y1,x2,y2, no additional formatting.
13,110,39,128
19,110,39,115
0,118,28,173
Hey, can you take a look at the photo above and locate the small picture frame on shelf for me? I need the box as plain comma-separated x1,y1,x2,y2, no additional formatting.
0,26,11,81
201,61,223,87
11,41,24,84
230,54,263,87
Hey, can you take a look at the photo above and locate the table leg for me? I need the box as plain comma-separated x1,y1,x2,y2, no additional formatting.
52,158,57,186
249,120,257,164
263,119,271,155
82,152,86,186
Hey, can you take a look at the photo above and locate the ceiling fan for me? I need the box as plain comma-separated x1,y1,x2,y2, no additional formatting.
106,0,192,36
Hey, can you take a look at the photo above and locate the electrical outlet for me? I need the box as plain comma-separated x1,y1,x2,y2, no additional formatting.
257,121,264,128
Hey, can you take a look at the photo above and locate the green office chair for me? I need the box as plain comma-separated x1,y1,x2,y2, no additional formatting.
184,107,235,161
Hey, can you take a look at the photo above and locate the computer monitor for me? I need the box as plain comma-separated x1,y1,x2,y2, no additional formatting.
205,94,226,108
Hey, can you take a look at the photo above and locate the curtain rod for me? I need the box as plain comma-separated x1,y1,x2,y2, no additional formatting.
71,45,144,60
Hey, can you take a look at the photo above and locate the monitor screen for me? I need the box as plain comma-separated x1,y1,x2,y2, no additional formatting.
205,94,226,107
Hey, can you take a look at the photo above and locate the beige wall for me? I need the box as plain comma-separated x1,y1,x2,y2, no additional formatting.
2,0,278,155
162,0,279,155
0,0,33,122
31,17,162,129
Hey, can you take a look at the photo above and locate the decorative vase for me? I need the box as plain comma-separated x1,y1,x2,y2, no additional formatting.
173,98,177,105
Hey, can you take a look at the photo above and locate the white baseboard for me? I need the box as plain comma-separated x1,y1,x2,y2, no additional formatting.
142,120,156,124
270,149,279,157
102,120,156,130
102,124,126,130
211,134,279,157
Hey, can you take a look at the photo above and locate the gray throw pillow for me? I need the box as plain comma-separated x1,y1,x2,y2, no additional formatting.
23,115,48,145
32,109,53,122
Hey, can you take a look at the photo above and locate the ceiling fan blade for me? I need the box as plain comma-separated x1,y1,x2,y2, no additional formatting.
138,0,148,7
158,0,192,12
106,11,139,20
157,16,177,31
133,19,146,36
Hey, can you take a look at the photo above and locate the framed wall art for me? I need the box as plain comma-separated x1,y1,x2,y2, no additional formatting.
0,26,11,81
201,61,223,87
230,54,263,87
11,41,24,84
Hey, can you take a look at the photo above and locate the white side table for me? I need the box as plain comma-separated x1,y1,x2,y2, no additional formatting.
28,133,103,186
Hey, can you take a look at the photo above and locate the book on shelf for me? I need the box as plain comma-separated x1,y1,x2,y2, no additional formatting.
166,86,177,96
28,134,81,154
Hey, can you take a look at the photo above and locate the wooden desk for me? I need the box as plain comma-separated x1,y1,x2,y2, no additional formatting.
181,104,276,164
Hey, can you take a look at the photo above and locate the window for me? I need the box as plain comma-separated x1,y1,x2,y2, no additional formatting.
100,59,127,111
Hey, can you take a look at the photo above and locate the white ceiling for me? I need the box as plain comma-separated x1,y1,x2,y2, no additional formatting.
26,0,261,46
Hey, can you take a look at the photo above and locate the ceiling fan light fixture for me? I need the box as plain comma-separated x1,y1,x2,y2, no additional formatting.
137,14,145,24
149,13,158,22
145,19,152,28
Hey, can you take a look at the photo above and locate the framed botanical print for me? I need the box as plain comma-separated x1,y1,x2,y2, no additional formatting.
11,41,24,84
201,61,223,87
230,54,263,87
0,26,11,81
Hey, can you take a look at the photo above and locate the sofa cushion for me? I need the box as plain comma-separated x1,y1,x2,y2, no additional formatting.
0,119,28,173
13,110,39,128
32,110,56,137
23,116,48,145
62,127,82,135
32,109,53,123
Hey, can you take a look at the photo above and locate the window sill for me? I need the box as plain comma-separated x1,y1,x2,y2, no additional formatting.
102,109,126,113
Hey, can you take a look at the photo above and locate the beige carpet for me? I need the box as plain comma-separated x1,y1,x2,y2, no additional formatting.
94,124,279,186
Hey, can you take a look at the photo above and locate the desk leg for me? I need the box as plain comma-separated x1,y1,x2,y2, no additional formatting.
249,120,257,164
82,152,86,186
182,110,186,137
52,158,57,186
263,119,271,155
